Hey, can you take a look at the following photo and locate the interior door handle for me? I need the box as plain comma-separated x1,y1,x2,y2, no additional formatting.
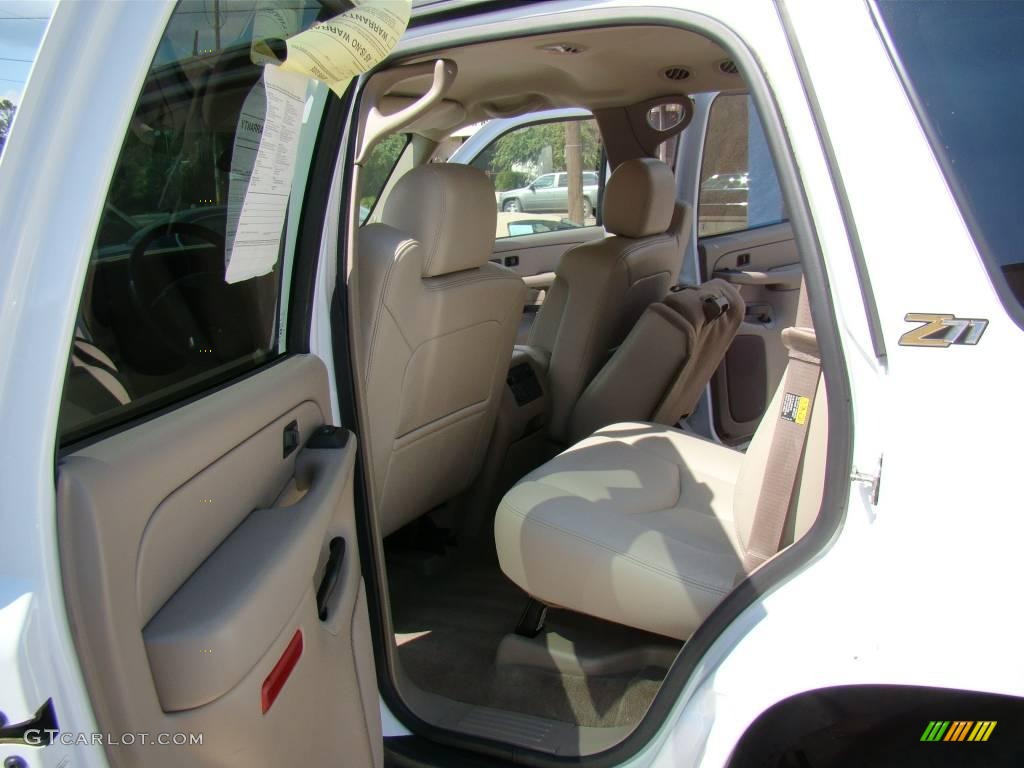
713,263,801,290
316,537,346,621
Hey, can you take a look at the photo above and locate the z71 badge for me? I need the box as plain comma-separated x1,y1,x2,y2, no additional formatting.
899,313,989,348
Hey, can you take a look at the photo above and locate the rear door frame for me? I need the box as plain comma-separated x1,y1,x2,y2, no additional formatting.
322,3,869,768
0,4,179,765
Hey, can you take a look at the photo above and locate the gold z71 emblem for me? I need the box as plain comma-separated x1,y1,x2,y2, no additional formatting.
899,313,989,347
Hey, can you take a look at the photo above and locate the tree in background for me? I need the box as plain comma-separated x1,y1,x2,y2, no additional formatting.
0,100,17,155
492,169,529,191
359,133,407,209
485,119,601,189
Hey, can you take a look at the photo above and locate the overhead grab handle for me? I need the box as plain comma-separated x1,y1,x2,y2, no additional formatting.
356,59,458,163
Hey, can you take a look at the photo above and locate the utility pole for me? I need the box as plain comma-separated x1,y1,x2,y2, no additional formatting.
565,120,584,225
213,0,222,50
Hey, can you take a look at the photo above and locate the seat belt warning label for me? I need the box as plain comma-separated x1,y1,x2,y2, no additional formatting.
781,393,810,425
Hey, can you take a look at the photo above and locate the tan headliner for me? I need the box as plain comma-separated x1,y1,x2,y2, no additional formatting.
386,25,742,126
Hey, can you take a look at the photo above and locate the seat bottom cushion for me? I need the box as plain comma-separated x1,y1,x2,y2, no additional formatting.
494,422,745,640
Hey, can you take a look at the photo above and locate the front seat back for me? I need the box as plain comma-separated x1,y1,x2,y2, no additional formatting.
355,164,526,536
526,158,686,444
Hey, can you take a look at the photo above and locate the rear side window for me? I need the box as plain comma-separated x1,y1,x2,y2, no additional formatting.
358,133,410,225
875,0,1024,317
468,116,604,239
698,93,787,238
58,2,329,445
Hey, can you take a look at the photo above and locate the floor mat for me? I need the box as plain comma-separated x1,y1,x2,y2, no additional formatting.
388,555,679,728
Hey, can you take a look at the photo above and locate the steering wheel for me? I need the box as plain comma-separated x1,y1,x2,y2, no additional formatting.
128,220,263,371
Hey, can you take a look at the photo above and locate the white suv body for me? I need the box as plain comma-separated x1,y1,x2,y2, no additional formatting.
0,1,1020,767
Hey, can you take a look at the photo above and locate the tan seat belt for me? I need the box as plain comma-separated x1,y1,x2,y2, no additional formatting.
741,280,820,573
651,279,744,424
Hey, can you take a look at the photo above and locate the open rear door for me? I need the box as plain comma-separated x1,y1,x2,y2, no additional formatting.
47,2,382,765
58,360,379,767
701,222,801,442
695,93,802,443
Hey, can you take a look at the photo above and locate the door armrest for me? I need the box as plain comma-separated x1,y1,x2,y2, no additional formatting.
142,439,354,712
523,272,556,290
713,263,801,290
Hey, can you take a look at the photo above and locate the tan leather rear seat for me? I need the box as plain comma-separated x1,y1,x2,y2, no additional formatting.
494,328,827,640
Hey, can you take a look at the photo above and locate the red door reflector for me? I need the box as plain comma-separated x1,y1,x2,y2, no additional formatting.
261,629,303,714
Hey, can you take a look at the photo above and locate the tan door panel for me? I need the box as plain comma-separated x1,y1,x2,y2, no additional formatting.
57,355,381,768
135,401,323,624
699,222,800,443
490,226,605,276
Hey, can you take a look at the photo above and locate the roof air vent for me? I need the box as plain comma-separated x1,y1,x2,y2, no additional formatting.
718,59,739,75
661,66,691,82
539,43,586,55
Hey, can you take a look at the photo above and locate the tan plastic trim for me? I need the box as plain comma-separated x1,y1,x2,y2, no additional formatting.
356,59,458,163
523,272,556,289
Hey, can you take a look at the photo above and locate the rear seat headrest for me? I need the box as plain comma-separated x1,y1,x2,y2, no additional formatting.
602,158,676,238
382,164,497,278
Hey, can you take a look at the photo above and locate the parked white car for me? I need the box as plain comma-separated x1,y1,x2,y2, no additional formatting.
1,1,1021,768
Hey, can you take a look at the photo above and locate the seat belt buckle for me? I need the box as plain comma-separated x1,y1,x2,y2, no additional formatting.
702,294,730,322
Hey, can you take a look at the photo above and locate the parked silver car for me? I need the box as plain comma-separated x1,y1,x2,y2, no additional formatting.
498,171,598,217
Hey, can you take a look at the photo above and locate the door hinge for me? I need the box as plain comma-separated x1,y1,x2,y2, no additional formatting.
850,456,883,506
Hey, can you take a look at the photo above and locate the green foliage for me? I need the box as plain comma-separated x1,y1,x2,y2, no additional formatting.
108,117,188,214
487,120,601,177
359,134,408,211
0,99,15,153
493,169,529,191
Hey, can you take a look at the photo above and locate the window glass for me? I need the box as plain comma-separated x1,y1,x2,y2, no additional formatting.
0,3,52,160
469,117,604,239
875,0,1024,314
58,0,328,446
358,133,410,225
698,94,786,237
